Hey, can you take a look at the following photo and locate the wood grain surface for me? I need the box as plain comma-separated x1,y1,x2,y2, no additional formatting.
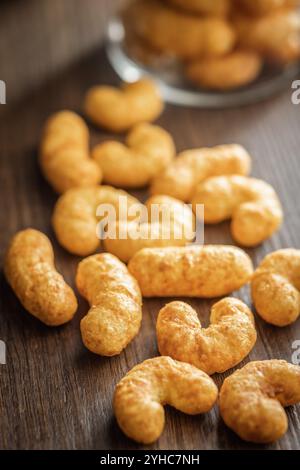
0,0,123,102
0,48,300,450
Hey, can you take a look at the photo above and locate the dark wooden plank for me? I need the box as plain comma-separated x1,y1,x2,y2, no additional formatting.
0,48,300,450
0,0,123,102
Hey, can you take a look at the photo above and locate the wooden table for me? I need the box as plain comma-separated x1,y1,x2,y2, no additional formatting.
0,48,300,450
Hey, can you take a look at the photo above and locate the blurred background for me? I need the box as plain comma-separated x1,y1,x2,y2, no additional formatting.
107,0,300,106
0,0,123,103
2,0,299,106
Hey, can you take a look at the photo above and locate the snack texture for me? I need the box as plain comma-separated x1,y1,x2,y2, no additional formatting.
114,356,218,444
251,249,300,326
128,245,253,297
92,123,175,188
186,50,262,91
127,0,236,60
151,144,251,201
52,185,141,256
234,9,300,64
40,111,102,193
192,175,283,246
84,78,163,132
219,360,300,443
4,229,77,326
157,298,257,375
104,195,195,263
76,254,142,356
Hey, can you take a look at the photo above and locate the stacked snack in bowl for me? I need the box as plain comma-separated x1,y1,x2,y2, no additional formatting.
121,0,300,91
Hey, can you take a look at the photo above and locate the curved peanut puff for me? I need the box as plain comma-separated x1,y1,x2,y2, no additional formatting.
4,229,77,326
192,175,283,246
186,50,263,91
84,78,163,132
165,0,230,16
76,254,142,356
92,123,175,188
151,144,251,202
127,0,236,60
40,111,102,193
128,245,253,298
219,360,300,443
104,195,195,263
52,185,142,257
123,23,168,67
114,356,218,444
157,298,257,375
251,249,300,326
234,9,300,64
